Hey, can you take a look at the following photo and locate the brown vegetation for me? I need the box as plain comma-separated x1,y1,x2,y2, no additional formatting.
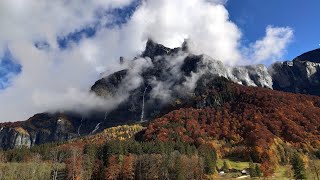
144,78,320,175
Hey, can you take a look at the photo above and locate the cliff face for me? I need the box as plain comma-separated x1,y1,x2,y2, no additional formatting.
229,64,272,89
0,113,81,150
0,127,31,149
91,69,128,98
1,41,320,150
90,40,274,123
270,50,320,96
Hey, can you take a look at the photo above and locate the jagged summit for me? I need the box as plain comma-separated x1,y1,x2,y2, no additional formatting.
1,40,320,150
142,39,189,59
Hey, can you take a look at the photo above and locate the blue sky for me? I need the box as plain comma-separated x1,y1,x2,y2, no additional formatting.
0,0,319,121
57,0,140,49
226,0,320,60
0,0,140,90
0,49,22,89
1,0,319,90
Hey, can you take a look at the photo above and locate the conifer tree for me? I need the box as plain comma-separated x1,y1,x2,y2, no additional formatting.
249,158,257,177
255,164,262,177
222,160,231,172
291,153,306,180
175,155,185,180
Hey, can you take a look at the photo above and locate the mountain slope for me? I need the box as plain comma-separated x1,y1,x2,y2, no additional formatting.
271,48,320,96
1,41,320,150
294,48,320,63
144,76,320,163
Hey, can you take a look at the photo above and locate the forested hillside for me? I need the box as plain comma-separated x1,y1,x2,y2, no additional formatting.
144,76,320,175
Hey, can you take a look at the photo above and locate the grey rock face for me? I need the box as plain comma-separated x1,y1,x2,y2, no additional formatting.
178,52,272,89
2,41,320,150
0,127,31,149
270,48,320,96
228,64,273,89
90,40,274,124
91,70,128,97
0,113,84,150
270,60,320,95
196,55,230,77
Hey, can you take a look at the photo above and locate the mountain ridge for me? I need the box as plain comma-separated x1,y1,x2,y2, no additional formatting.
143,75,320,163
1,40,320,149
294,48,320,63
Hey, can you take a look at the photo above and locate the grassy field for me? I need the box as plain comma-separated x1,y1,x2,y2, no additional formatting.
0,162,65,180
217,159,249,170
216,159,249,179
216,159,294,179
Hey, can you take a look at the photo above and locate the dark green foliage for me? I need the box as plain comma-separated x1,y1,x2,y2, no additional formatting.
175,141,186,154
175,155,185,180
0,136,217,178
255,164,262,177
198,144,217,174
99,140,216,178
247,158,262,178
140,141,162,154
291,153,306,180
6,147,30,162
102,139,200,158
102,140,123,166
315,150,320,159
83,144,98,160
126,140,143,155
195,75,235,108
29,142,65,160
222,160,231,173
248,158,255,176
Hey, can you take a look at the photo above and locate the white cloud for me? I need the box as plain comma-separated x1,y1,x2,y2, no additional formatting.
0,0,294,121
0,0,136,121
247,26,294,64
132,0,242,64
32,88,110,114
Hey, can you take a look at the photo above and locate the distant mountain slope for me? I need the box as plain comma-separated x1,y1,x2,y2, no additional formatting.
270,49,320,96
144,76,320,163
59,124,145,148
294,48,320,63
1,41,320,150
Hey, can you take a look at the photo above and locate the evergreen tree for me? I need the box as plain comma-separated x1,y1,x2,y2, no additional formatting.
255,164,262,177
315,150,320,159
175,155,185,180
222,160,231,172
249,158,257,177
127,140,143,155
83,144,97,160
199,145,216,175
102,140,121,165
291,153,306,180
186,144,193,156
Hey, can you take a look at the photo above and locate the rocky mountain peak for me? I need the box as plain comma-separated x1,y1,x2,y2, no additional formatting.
142,39,188,59
1,40,320,150
270,49,320,95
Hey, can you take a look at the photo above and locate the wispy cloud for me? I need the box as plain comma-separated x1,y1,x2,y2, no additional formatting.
0,0,294,121
246,26,294,64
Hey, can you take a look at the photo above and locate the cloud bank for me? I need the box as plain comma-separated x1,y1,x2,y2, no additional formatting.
0,0,294,121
